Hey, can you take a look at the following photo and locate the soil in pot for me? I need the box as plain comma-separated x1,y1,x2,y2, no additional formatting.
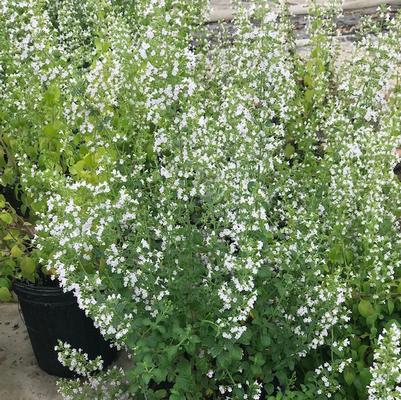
13,279,117,378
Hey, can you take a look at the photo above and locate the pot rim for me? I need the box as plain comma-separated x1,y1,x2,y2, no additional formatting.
12,279,75,304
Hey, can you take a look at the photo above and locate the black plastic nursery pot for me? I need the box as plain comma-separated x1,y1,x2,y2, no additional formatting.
13,280,117,378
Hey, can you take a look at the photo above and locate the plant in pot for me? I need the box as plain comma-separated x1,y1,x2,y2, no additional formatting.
5,0,401,398
1,0,207,381
0,194,117,377
0,0,130,377
32,1,401,399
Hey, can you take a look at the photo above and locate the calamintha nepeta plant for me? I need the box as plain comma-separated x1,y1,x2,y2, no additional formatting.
0,0,207,288
367,323,401,400
2,0,401,398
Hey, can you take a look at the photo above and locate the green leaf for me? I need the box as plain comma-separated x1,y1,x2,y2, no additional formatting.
304,74,313,87
305,89,315,104
43,120,62,136
0,287,12,302
11,245,23,258
0,259,15,276
95,38,110,53
175,359,192,391
1,167,16,185
166,346,177,361
366,314,377,330
154,390,167,399
358,300,375,318
142,372,152,385
0,277,11,289
0,212,13,224
284,144,295,158
0,146,5,168
153,368,167,383
261,334,271,347
357,345,369,361
311,47,320,59
31,201,45,213
328,244,344,265
20,257,36,276
230,346,243,362
254,352,265,366
359,368,372,387
0,194,5,208
344,367,356,385
388,300,395,315
44,84,61,105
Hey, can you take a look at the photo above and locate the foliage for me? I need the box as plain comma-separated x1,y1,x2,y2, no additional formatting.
0,0,103,288
2,0,401,398
0,0,204,289
0,194,37,300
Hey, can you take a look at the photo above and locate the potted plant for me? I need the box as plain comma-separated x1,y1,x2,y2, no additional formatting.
0,195,117,377
4,0,401,398
0,0,201,380
32,1,401,399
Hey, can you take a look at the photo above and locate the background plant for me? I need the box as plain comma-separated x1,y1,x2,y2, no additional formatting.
0,0,207,294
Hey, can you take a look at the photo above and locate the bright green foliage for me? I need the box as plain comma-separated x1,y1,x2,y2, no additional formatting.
0,197,38,299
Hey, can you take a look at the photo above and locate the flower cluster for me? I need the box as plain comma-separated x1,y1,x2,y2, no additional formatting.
314,358,352,399
55,341,104,377
368,323,401,400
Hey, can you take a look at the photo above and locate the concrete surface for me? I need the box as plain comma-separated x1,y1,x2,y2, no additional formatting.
0,302,62,400
0,302,131,400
